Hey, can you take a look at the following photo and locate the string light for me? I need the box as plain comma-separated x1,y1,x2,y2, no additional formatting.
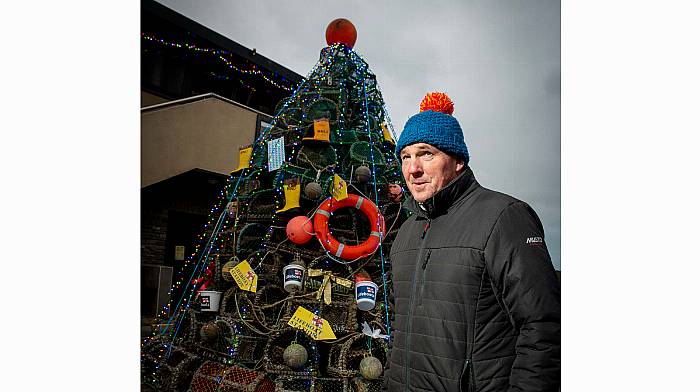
142,33,298,92
209,72,256,92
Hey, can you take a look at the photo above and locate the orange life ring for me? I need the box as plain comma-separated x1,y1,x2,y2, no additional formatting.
314,194,385,260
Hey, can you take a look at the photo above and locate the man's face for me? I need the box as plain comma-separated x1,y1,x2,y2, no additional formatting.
400,143,464,203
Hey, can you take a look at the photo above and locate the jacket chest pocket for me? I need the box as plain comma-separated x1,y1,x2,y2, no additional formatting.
418,248,484,309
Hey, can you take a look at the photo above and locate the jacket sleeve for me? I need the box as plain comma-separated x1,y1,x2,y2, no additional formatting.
483,201,561,392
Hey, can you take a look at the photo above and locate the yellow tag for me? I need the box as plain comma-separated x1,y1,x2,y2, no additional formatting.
307,268,325,277
232,146,253,172
381,123,395,145
322,275,333,304
331,174,348,201
287,306,337,340
313,119,331,140
230,260,258,292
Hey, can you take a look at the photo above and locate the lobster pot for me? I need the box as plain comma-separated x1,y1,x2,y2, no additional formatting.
327,333,388,378
254,284,291,327
220,288,256,320
234,335,268,364
198,291,222,313
305,278,354,303
273,98,302,128
245,191,277,222
189,361,274,392
236,223,269,258
275,376,349,392
314,377,350,392
271,240,322,261
216,316,267,365
296,144,338,173
159,308,197,343
332,124,360,144
263,328,319,377
214,318,242,358
228,171,261,200
141,339,202,392
256,252,286,286
342,141,386,171
349,377,384,392
304,97,339,124
286,297,321,320
274,376,313,392
322,299,357,335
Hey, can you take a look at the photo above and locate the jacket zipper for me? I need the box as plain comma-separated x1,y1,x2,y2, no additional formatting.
459,359,470,392
405,218,431,391
470,360,477,392
417,249,432,306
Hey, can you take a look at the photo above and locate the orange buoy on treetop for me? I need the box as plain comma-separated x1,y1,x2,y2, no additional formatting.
325,18,357,49
286,216,314,245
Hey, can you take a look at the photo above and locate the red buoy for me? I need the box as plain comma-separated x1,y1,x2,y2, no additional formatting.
325,18,357,49
286,216,314,245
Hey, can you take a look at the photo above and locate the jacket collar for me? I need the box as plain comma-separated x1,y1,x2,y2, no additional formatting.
404,166,479,219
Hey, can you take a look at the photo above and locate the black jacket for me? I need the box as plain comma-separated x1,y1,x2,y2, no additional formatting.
386,167,560,392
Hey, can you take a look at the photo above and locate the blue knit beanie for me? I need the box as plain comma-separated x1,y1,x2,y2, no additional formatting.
396,93,470,164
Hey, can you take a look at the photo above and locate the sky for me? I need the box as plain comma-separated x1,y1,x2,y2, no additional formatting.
154,0,561,270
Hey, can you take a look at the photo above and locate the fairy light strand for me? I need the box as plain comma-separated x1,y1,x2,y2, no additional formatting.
361,71,392,337
142,33,297,92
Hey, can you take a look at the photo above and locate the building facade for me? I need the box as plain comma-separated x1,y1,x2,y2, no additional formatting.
141,0,302,318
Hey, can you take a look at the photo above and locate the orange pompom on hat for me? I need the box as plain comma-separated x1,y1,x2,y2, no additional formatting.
419,92,454,115
396,92,469,163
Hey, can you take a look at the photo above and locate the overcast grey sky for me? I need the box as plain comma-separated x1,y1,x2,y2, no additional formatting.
154,0,561,270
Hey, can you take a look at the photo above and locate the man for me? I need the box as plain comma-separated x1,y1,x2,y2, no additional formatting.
385,92,560,392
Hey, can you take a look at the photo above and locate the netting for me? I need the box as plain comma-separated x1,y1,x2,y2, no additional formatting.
190,361,275,392
327,334,388,378
142,339,203,392
296,145,338,172
304,97,339,123
264,327,320,376
254,284,291,327
235,223,268,257
345,142,385,168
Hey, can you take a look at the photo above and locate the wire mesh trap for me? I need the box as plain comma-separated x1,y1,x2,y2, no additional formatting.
263,327,319,377
189,361,275,392
142,339,203,392
326,334,387,379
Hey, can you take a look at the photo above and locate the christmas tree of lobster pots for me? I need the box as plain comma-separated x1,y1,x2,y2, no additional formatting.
142,22,409,392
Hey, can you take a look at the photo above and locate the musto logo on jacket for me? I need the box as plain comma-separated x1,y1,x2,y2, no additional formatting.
525,236,544,246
